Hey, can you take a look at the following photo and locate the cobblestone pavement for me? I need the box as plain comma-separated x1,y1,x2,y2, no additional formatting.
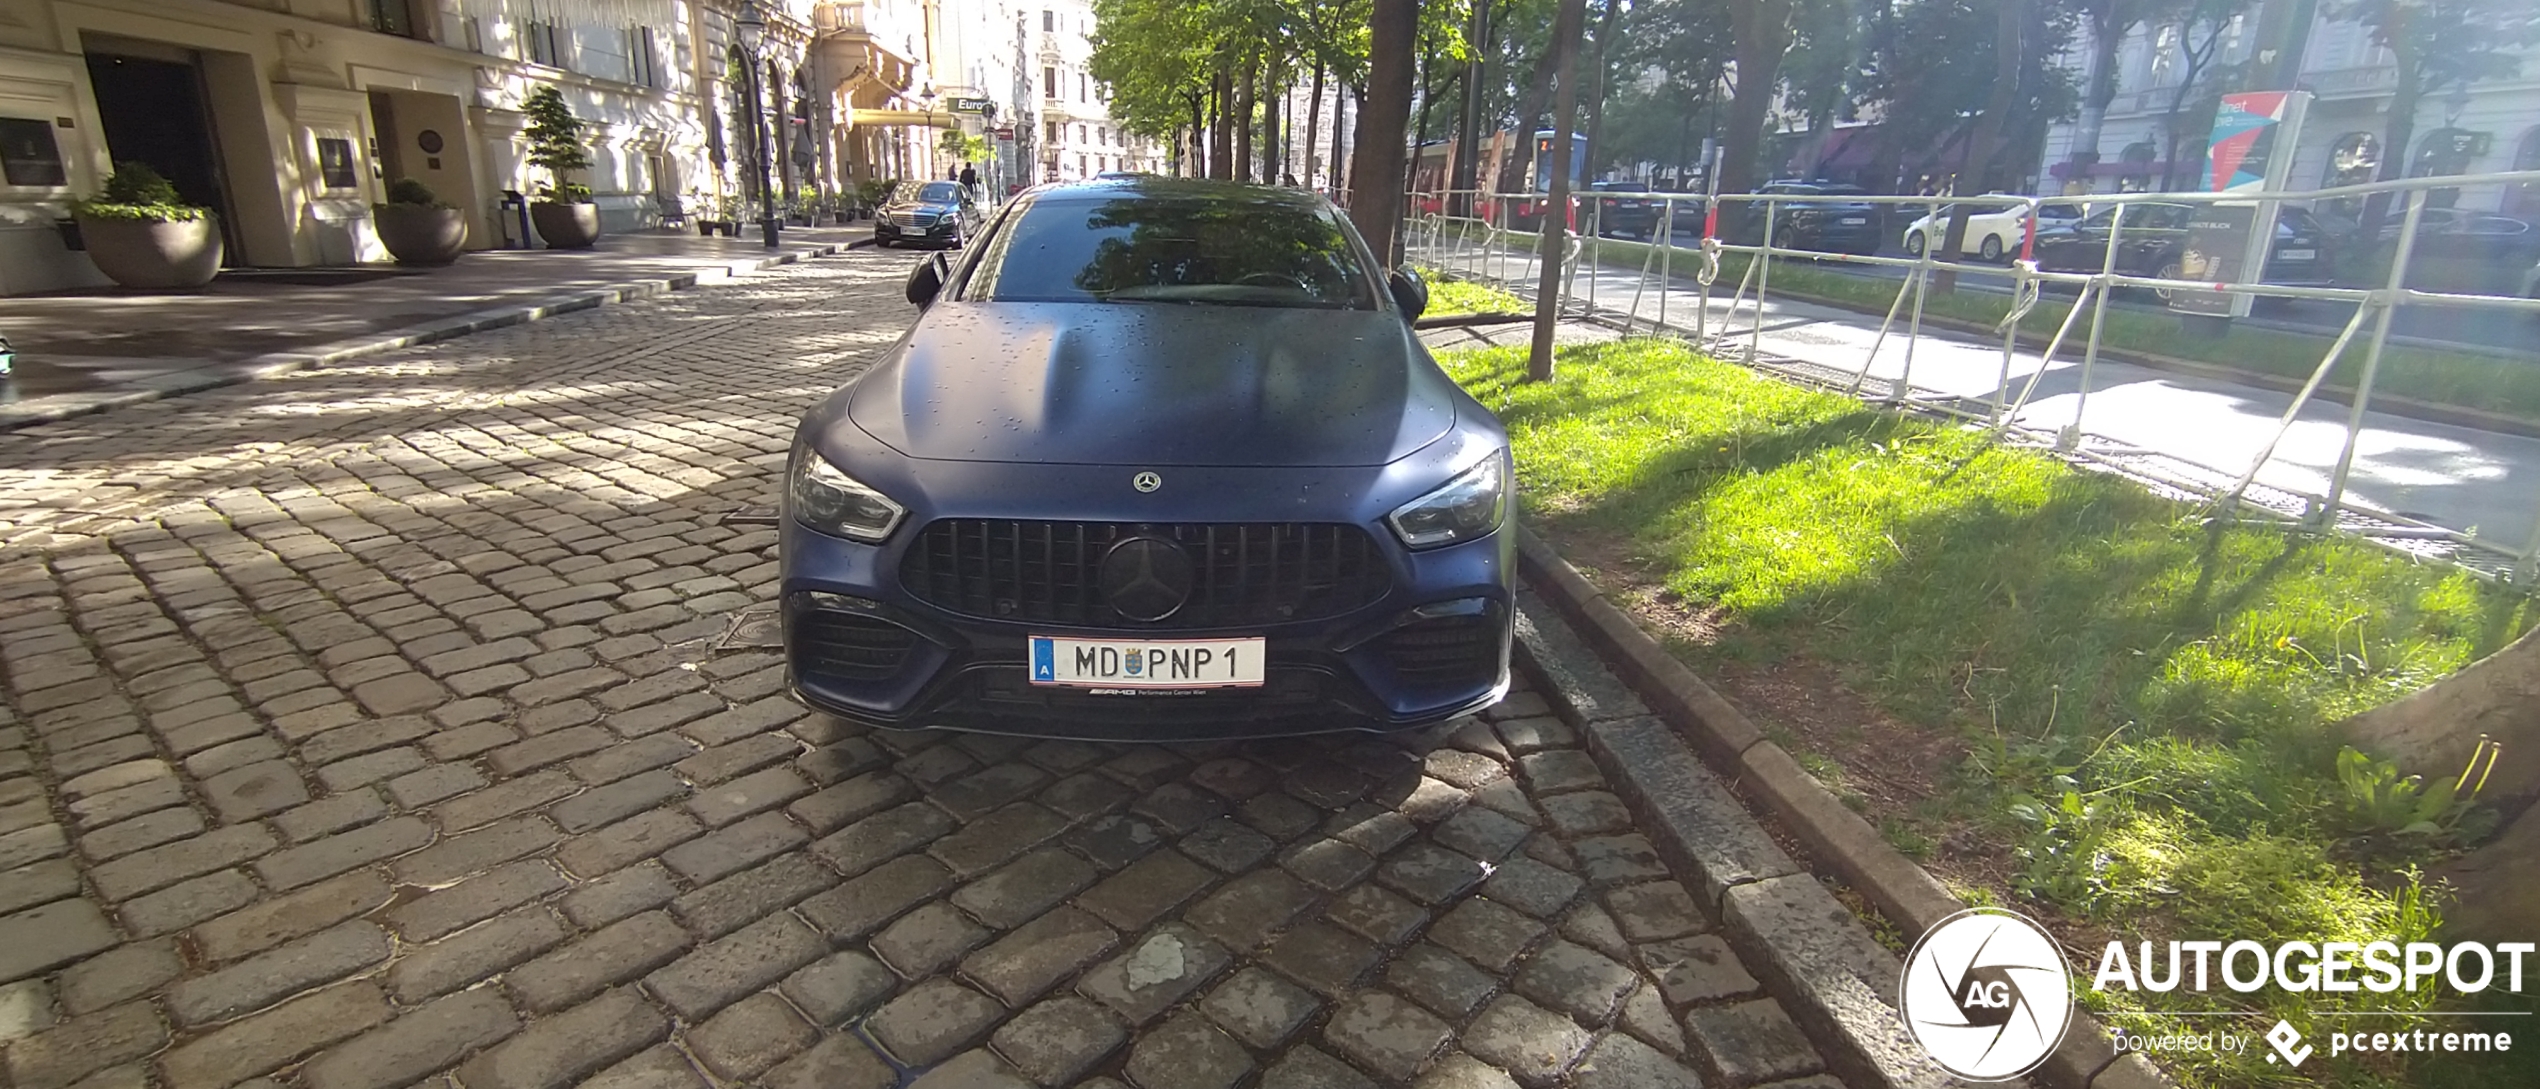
0,252,1837,1089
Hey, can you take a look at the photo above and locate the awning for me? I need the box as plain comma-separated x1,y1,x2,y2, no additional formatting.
846,108,966,129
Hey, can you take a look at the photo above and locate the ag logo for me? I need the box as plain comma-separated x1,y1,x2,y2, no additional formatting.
1899,907,2073,1081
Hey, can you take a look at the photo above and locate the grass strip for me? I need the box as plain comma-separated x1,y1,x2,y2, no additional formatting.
1442,336,2537,1089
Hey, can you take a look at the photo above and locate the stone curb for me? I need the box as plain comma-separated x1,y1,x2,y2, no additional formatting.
1510,527,2171,1089
0,241,855,434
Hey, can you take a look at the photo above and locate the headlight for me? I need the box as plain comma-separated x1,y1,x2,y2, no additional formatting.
1387,454,1507,549
789,447,906,542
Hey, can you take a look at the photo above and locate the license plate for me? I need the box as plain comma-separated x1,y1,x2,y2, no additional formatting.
1029,635,1265,689
1841,217,1867,225
2278,248,2316,261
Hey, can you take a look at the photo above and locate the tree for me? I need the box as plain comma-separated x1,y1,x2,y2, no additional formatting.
2327,0,2539,236
2337,620,2540,942
2147,3,2243,193
1719,0,1799,192
1350,0,1420,259
2063,0,2162,186
1528,0,1590,380
522,86,592,199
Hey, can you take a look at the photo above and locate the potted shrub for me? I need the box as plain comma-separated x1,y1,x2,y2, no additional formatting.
522,86,600,249
72,162,221,290
374,178,467,265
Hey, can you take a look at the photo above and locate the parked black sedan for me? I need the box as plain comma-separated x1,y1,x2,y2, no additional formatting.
873,180,982,248
784,178,1515,739
2032,202,2336,302
1588,180,1662,238
1725,181,1884,255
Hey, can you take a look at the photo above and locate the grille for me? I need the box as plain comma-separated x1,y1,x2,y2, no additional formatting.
1378,613,1503,687
791,610,918,682
901,520,1392,628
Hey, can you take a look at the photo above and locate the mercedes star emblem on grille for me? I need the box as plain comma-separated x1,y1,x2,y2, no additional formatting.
1099,536,1193,621
1132,471,1162,493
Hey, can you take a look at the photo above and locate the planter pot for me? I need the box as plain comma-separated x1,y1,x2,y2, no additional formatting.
529,201,601,249
698,222,717,236
77,215,223,290
374,204,467,266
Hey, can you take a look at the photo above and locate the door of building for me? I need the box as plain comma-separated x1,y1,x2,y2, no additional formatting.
83,47,240,260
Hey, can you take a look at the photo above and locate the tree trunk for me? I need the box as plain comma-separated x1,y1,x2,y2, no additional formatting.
1235,62,1256,184
1938,0,2023,292
1190,93,1207,177
1211,69,1235,180
1719,0,1795,194
1452,0,1491,214
1334,86,1355,199
2064,10,2131,191
2359,51,2423,245
2339,621,2540,942
1528,0,1589,383
1578,0,1622,185
1305,61,1327,189
1350,0,1418,261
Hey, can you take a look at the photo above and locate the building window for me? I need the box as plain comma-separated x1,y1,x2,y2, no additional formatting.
1043,66,1057,99
626,26,661,87
1076,124,1085,144
1078,73,1087,102
367,0,425,39
1045,119,1059,143
1097,126,1107,145
1042,9,1054,31
526,16,567,68
0,117,67,187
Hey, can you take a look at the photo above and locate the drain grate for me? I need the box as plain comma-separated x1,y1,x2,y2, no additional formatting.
714,607,783,650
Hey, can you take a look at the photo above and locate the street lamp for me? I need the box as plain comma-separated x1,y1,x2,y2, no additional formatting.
736,0,779,248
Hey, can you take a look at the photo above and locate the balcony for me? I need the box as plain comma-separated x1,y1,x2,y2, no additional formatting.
815,2,867,31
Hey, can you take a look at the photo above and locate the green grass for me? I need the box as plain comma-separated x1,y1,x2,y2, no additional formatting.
1478,232,2540,423
1415,268,1529,317
1442,336,2537,1089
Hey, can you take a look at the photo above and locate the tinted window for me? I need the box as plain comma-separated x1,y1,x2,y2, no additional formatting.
916,182,964,203
960,194,1378,309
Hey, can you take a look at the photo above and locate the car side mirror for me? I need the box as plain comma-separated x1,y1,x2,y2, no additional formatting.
1388,267,1428,321
906,253,948,308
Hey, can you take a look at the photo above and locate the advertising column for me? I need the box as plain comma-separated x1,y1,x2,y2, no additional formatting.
2169,90,2311,320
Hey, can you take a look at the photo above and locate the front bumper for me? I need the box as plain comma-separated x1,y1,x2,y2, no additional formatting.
874,219,958,244
778,516,1514,740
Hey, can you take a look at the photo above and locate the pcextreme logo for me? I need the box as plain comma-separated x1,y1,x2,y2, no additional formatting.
1898,907,2075,1081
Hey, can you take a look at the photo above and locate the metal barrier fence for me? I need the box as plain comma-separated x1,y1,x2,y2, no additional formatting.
1401,173,2540,587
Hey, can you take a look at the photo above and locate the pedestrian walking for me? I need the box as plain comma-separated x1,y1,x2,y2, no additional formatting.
959,163,979,196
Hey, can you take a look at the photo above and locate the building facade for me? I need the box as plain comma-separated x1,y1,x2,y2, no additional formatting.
1025,0,1158,184
2036,14,2540,214
0,0,1028,296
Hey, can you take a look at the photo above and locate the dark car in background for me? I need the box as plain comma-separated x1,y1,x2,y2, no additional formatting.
2031,201,2336,302
1588,180,1663,238
1727,181,1885,255
782,178,1515,739
874,180,983,248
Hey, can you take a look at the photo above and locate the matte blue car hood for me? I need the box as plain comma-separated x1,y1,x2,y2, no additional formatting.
846,301,1457,468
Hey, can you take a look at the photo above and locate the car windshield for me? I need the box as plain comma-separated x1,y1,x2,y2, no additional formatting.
961,192,1378,309
914,182,964,203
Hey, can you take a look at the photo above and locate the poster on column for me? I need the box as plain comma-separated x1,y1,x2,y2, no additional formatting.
2167,91,2310,318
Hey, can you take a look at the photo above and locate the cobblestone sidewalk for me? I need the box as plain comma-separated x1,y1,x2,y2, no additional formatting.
0,252,1836,1089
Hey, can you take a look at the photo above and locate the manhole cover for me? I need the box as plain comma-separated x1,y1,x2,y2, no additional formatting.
715,607,782,650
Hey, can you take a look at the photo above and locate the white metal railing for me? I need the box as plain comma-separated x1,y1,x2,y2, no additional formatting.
1402,171,2540,587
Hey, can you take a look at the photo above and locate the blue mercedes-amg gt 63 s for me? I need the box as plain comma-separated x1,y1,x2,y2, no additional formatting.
780,177,1514,739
